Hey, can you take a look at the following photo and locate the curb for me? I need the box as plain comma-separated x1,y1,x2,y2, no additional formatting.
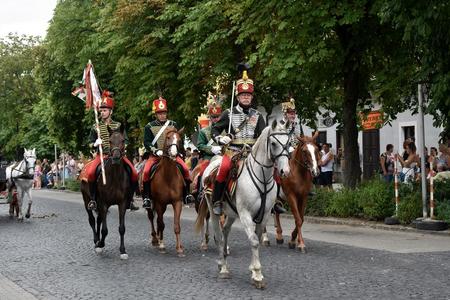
42,188,450,236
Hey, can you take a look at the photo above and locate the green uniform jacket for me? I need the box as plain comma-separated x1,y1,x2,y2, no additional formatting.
89,120,126,154
197,126,218,160
144,119,178,153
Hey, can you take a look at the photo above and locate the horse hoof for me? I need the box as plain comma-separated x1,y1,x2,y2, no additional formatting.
200,245,208,251
25,213,30,219
177,252,186,258
253,279,266,289
159,248,167,254
288,241,296,249
120,253,129,260
262,240,270,246
17,217,24,222
95,247,103,254
276,238,284,245
218,272,231,279
298,247,307,253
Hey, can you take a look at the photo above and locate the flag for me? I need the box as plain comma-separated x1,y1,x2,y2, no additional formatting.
84,62,102,110
71,84,86,102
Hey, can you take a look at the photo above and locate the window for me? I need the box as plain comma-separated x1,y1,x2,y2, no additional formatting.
403,126,415,142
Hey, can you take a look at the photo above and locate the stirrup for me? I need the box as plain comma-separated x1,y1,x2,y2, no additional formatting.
185,194,195,204
273,202,287,214
143,198,152,209
88,200,97,211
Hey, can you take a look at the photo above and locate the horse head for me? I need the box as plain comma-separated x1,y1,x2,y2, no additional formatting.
164,128,184,159
267,120,291,178
296,131,320,177
109,131,125,164
23,148,37,177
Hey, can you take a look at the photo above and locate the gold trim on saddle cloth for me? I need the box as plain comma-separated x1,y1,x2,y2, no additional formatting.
231,138,256,145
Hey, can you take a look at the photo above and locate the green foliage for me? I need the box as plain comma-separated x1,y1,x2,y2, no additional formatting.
64,179,81,192
358,178,395,220
305,187,332,217
325,187,362,218
434,179,450,222
397,190,422,225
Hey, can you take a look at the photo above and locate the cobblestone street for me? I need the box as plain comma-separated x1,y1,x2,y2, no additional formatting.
1,190,450,299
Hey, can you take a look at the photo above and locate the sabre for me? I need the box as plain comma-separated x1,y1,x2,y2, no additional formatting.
228,80,236,135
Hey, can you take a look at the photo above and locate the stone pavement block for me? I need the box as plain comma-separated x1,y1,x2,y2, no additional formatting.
0,273,37,300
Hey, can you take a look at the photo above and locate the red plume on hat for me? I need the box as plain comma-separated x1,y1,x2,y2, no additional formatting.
99,90,115,109
236,63,254,95
206,92,222,116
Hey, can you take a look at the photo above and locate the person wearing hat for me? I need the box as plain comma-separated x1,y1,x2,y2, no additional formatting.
282,98,302,149
209,67,268,216
142,96,192,209
197,93,223,161
85,90,139,211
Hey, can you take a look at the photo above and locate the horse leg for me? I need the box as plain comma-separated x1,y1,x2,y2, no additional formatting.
201,215,210,251
261,226,270,246
147,208,158,246
173,200,184,257
95,212,102,245
95,209,108,253
118,203,128,260
24,187,32,219
16,186,24,221
274,212,284,244
240,211,265,289
287,194,301,250
86,208,98,244
296,195,308,253
156,205,166,253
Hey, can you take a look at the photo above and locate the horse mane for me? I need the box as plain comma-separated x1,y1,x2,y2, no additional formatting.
252,126,270,156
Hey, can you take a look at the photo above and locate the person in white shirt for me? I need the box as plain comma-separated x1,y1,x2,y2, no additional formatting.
319,143,334,188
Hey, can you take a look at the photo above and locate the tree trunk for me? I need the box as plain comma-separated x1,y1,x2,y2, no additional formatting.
337,25,363,188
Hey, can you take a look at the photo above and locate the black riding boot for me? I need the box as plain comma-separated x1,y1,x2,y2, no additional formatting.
127,181,139,211
212,181,226,216
183,179,194,205
88,181,97,210
142,181,152,209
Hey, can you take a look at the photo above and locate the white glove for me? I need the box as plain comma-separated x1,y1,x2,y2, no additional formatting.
154,150,163,156
288,146,295,153
94,138,103,147
211,146,222,155
218,135,231,145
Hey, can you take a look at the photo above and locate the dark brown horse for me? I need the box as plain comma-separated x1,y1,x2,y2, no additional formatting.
275,132,320,252
145,128,186,256
80,131,132,259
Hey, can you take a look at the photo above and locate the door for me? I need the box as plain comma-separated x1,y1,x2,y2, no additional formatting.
362,129,380,179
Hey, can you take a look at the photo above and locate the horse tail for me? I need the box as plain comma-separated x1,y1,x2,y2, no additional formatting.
194,196,209,234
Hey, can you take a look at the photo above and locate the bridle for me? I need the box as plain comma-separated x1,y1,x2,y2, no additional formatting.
250,132,291,169
11,154,36,178
292,139,318,174
164,131,182,159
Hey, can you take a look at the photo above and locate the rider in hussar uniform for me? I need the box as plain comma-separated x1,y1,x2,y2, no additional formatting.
142,96,192,209
282,98,302,149
85,90,139,211
197,93,223,161
210,67,267,216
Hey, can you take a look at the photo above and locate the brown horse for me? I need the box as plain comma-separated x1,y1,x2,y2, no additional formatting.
80,131,132,259
275,132,320,252
145,128,186,256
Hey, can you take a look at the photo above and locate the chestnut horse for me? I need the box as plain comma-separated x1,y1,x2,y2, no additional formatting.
80,131,132,259
274,132,320,252
145,128,186,256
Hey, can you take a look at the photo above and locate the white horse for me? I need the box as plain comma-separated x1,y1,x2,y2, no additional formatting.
6,148,36,221
195,120,291,289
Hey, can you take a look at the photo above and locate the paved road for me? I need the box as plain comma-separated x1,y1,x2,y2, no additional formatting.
1,190,450,299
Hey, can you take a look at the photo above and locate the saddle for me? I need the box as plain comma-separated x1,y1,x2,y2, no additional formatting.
148,158,185,184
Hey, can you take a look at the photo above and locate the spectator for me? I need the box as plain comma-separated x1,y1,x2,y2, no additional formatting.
436,143,450,172
190,149,199,171
397,141,420,182
319,143,334,188
185,147,192,170
380,144,395,183
67,155,76,178
41,158,51,187
429,147,439,173
33,160,42,189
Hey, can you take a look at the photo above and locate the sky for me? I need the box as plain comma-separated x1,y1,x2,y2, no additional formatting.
0,0,58,38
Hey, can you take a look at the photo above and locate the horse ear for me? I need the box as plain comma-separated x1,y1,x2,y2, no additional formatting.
24,148,28,153
271,120,277,130
178,127,185,136
285,120,291,129
312,131,319,141
32,148,36,155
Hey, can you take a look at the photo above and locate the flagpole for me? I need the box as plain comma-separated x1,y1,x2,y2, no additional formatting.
88,60,106,185
228,81,236,134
